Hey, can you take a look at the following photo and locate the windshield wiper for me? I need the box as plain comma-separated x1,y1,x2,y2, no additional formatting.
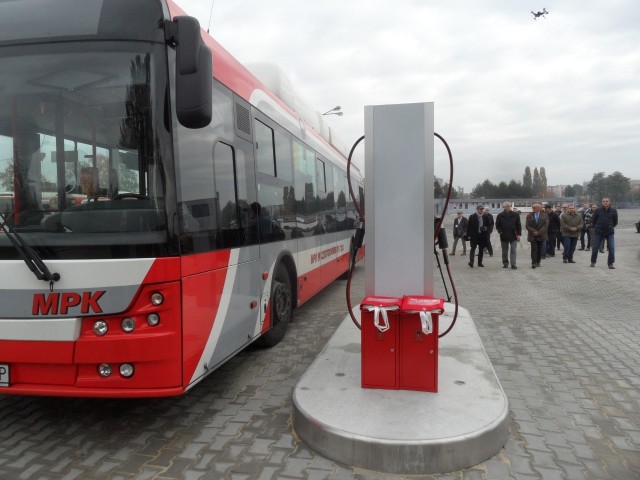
0,212,60,290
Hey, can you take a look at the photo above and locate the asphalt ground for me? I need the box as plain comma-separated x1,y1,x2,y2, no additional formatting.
0,208,638,480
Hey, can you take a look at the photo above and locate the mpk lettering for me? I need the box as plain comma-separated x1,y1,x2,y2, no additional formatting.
32,290,106,316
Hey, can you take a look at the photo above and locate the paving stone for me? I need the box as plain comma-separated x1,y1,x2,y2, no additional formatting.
557,462,587,479
254,466,281,480
50,457,74,474
60,468,85,480
279,457,309,478
18,463,46,480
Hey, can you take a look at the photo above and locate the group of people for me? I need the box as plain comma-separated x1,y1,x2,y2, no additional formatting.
450,197,618,270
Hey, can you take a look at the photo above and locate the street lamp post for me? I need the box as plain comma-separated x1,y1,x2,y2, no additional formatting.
322,106,343,116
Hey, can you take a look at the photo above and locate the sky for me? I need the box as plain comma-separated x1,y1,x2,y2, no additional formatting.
178,0,640,193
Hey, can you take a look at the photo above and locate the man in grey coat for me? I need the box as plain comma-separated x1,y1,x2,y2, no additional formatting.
560,204,583,264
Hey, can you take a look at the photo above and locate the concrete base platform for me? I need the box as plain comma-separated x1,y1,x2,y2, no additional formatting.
292,304,510,475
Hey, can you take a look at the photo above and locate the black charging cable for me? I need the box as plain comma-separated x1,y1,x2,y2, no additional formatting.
344,132,460,337
433,132,459,338
346,136,365,330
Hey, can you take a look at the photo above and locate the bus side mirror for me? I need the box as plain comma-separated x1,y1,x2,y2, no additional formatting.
167,16,212,129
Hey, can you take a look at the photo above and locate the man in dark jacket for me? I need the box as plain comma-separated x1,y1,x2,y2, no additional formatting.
545,205,560,257
578,202,591,250
525,203,548,269
590,197,618,269
495,201,522,269
466,205,487,268
483,209,495,256
554,205,563,250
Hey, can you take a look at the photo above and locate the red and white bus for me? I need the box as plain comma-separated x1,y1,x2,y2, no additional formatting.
0,0,363,397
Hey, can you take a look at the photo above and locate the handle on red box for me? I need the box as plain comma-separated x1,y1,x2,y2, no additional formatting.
419,311,433,335
362,305,397,333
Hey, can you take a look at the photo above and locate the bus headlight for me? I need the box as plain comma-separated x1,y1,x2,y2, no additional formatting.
98,363,112,377
147,313,160,326
93,320,108,336
150,292,164,305
119,363,135,377
121,318,136,333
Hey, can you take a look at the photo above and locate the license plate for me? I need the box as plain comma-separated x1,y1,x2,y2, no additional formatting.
0,364,9,386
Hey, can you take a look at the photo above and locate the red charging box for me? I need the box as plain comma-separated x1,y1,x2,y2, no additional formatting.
361,295,444,392
361,296,402,389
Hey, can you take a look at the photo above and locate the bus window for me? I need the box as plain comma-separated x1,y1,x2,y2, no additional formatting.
255,181,287,243
333,166,347,231
213,143,244,248
316,159,326,193
293,140,317,236
274,129,292,182
254,120,275,177
210,85,234,139
256,127,294,243
313,158,335,235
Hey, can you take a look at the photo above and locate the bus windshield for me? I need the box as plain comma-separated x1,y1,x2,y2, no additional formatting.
0,43,175,259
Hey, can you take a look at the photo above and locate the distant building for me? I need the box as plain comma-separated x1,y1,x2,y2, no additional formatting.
435,197,576,215
548,185,567,197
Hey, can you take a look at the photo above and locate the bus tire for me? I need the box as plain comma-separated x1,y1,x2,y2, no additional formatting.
257,263,292,347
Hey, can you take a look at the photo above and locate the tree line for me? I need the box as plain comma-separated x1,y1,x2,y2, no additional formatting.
435,167,633,204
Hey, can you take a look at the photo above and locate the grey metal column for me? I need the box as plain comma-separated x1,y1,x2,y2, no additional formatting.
364,103,434,297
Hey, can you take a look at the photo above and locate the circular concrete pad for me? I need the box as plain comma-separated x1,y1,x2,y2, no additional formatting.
292,304,509,475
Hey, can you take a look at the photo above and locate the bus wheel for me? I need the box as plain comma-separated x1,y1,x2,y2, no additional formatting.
258,264,292,347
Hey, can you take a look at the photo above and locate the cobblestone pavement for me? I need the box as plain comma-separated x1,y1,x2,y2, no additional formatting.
0,209,638,480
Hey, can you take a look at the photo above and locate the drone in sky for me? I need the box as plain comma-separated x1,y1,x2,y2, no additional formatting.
532,8,549,20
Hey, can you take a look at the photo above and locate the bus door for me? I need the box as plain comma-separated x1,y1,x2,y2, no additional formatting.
253,117,295,327
176,129,260,370
208,140,263,360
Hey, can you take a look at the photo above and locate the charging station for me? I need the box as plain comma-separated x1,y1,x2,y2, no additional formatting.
292,102,510,475
361,103,444,392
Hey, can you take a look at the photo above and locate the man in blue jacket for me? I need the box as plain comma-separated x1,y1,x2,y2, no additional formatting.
590,197,618,269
